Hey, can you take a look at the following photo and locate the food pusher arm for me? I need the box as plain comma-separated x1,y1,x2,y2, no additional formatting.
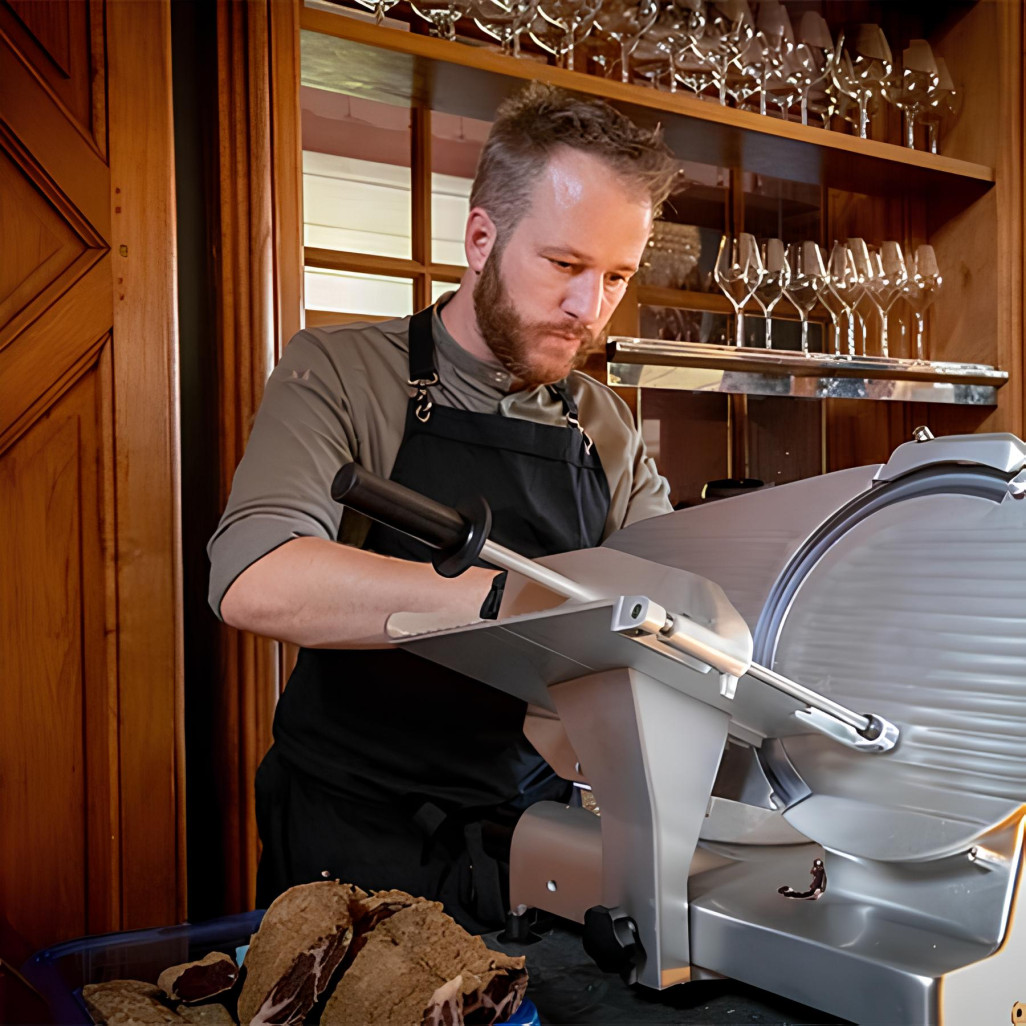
331,463,898,751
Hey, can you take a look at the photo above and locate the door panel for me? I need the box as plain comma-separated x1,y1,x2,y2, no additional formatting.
0,0,182,977
0,355,117,946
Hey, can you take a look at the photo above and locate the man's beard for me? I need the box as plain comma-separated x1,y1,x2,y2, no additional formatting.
473,248,604,387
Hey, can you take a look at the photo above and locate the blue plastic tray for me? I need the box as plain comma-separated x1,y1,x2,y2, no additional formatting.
21,910,539,1025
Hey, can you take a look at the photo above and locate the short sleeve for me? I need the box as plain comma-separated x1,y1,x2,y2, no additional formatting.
206,331,358,617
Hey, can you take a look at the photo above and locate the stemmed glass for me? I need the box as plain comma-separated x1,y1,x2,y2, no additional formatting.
751,238,790,348
789,12,835,126
410,0,474,39
830,25,895,138
714,233,763,348
743,0,794,117
784,240,826,354
473,0,538,57
884,40,940,149
845,238,875,356
903,244,942,362
531,0,601,71
692,0,755,106
632,1,705,94
826,241,865,358
594,0,660,83
918,58,960,155
864,241,908,358
352,0,401,25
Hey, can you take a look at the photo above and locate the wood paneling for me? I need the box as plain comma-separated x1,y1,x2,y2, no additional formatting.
0,0,103,150
0,0,182,985
210,0,303,913
106,0,184,930
0,355,117,947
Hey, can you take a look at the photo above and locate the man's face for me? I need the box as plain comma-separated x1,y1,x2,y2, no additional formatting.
473,148,653,387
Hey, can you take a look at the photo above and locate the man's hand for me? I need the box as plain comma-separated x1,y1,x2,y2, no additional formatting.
220,536,496,648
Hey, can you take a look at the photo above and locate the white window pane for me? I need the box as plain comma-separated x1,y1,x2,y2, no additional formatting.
305,268,413,318
304,152,411,258
431,171,472,266
431,280,458,304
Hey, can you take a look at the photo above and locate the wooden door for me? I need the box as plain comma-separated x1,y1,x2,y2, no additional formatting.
0,0,183,995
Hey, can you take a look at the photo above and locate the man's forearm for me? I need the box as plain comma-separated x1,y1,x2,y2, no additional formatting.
220,536,495,648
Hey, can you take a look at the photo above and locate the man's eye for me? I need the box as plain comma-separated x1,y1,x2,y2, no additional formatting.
606,274,629,286
550,259,573,270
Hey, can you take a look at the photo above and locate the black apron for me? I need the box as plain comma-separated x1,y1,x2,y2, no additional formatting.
255,305,610,930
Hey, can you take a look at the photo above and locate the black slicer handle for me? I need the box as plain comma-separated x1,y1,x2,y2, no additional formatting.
330,462,493,578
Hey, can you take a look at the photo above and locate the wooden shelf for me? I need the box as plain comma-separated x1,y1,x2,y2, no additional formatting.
300,6,994,207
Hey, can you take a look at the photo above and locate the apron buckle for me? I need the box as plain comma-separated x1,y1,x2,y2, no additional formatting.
409,373,439,423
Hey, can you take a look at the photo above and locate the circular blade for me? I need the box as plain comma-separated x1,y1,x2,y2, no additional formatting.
757,467,1026,861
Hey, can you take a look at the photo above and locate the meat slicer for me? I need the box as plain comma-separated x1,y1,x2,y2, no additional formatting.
332,429,1026,1025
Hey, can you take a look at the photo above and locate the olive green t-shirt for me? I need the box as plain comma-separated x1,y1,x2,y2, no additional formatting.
207,303,671,616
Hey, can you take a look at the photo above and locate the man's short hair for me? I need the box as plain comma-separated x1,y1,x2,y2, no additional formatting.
470,83,680,243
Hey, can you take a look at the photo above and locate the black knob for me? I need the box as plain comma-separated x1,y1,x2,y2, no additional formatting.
583,905,644,983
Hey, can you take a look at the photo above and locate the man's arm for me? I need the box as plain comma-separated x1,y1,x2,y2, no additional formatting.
210,327,495,648
220,536,495,648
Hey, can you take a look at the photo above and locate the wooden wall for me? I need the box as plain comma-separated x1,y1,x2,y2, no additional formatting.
0,0,182,1016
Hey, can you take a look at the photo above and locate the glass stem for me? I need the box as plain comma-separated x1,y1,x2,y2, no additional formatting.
846,310,855,357
927,122,938,155
800,93,809,126
735,309,745,347
800,315,809,354
904,111,915,148
915,311,926,361
858,97,869,138
621,40,630,83
764,312,773,349
880,308,889,358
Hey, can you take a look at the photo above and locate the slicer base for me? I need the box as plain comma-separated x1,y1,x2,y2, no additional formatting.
688,846,1019,1025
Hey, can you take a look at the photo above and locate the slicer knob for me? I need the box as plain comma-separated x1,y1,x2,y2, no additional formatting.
583,905,644,983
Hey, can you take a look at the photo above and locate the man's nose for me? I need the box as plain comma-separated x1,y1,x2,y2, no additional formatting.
561,271,605,326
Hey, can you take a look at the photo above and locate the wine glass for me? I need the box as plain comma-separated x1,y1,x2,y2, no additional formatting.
410,0,474,39
903,244,942,362
632,0,705,93
352,0,401,25
714,233,763,347
786,12,834,126
845,238,876,356
751,238,790,348
830,25,895,139
884,40,940,149
531,0,601,71
784,240,826,354
918,58,960,155
691,0,755,106
743,0,794,117
864,241,908,358
473,0,538,57
593,0,660,83
826,241,865,358
632,3,702,94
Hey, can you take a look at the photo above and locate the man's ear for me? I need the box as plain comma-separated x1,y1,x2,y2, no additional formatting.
465,207,498,273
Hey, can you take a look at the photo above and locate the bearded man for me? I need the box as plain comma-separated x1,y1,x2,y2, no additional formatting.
208,83,679,931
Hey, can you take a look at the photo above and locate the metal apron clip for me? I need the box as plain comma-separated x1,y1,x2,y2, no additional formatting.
409,372,439,423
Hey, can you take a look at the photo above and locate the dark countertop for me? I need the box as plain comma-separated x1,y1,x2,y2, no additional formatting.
485,920,851,1026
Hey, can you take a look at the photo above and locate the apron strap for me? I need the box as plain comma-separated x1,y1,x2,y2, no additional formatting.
408,306,439,423
548,381,594,454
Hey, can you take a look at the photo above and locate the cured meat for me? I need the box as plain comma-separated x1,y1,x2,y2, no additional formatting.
236,881,358,1025
158,952,238,1004
320,899,526,1026
82,980,185,1025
